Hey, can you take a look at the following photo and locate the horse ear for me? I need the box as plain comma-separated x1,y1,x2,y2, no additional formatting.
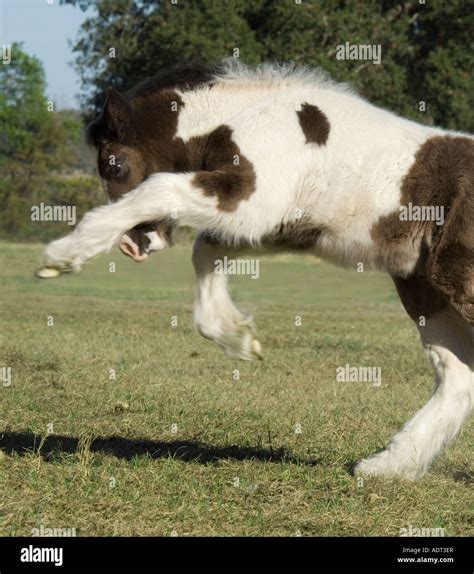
103,88,130,139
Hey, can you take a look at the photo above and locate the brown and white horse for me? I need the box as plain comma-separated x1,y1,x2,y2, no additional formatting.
39,61,474,479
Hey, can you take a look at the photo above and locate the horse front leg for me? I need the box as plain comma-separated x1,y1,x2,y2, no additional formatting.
192,233,263,361
38,172,223,274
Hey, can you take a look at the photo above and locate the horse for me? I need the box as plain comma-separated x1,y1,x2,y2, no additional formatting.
38,61,474,479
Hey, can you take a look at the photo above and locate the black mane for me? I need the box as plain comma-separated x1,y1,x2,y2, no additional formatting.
125,62,221,99
86,62,221,145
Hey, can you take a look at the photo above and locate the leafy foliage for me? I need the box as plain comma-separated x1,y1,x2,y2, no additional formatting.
0,43,102,240
72,0,473,131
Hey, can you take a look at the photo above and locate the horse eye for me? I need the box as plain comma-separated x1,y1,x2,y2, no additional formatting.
109,163,123,178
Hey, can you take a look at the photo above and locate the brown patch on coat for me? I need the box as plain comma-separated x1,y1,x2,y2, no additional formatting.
263,216,323,250
191,125,256,212
87,63,221,201
92,88,189,197
371,135,474,324
87,67,219,253
297,103,330,145
393,274,447,323
87,63,219,145
88,66,256,214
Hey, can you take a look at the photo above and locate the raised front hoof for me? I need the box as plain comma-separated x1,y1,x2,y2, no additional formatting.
35,266,62,279
35,264,77,279
40,237,83,276
196,316,263,361
223,334,263,362
353,451,425,480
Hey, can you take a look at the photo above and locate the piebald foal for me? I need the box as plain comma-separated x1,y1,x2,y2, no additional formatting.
39,62,474,479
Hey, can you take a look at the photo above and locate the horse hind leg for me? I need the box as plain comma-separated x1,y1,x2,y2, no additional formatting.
355,276,474,479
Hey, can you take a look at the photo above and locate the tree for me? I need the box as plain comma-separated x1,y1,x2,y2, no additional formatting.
71,0,473,131
0,43,101,240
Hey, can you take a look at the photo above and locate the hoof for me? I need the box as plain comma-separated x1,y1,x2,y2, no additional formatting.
35,267,61,279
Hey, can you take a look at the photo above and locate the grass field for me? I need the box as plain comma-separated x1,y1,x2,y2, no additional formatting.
0,240,472,537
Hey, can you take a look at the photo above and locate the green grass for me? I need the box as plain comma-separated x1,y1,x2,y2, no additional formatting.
0,241,472,536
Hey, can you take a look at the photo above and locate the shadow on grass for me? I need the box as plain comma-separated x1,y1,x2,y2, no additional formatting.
450,468,473,484
0,431,319,466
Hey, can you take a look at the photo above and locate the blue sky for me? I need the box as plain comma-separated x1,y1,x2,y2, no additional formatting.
1,0,91,108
